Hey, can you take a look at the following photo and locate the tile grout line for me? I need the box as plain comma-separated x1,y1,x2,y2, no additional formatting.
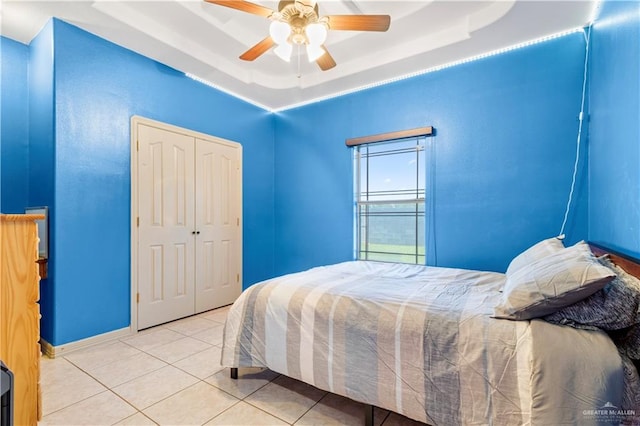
137,379,238,424
199,367,293,425
56,356,163,422
291,395,324,425
106,342,234,420
120,334,219,366
41,317,226,422
195,397,243,426
42,306,404,426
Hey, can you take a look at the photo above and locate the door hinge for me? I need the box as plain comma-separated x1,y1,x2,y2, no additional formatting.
236,217,239,226
236,274,240,283
136,139,139,151
137,217,140,227
136,293,140,304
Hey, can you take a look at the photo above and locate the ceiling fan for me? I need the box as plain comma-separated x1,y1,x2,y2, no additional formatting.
203,0,391,71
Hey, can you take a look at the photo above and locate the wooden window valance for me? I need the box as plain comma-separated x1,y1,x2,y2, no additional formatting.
345,126,434,147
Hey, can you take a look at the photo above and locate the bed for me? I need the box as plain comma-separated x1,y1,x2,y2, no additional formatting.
220,240,640,425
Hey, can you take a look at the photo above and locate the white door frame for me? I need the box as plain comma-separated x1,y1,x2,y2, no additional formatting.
130,115,243,332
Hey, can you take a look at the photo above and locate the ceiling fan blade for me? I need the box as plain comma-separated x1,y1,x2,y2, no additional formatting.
325,15,391,32
240,36,275,61
316,46,336,71
204,0,274,18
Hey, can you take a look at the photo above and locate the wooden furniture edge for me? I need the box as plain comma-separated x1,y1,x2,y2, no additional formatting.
589,243,640,279
589,242,640,373
1,214,45,222
36,258,48,280
1,212,42,423
1,215,48,278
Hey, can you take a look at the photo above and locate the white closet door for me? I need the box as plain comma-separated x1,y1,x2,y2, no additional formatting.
194,138,242,313
137,124,196,329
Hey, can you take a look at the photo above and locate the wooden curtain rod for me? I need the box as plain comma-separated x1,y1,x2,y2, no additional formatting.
345,126,434,147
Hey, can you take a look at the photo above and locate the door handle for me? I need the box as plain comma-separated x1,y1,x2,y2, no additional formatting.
192,231,201,235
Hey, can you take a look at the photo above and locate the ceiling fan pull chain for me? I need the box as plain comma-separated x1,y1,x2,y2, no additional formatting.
297,44,302,78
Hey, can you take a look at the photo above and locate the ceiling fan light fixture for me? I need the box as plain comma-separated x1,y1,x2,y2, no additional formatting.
205,0,390,72
269,20,291,45
306,44,326,62
274,42,293,62
305,23,327,46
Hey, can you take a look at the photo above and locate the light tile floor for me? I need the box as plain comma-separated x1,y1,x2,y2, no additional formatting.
39,305,426,425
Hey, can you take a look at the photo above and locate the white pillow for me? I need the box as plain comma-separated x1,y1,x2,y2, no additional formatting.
506,237,565,276
494,241,615,320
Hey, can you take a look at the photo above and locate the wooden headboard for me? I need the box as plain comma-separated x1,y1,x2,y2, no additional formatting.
589,243,640,371
589,243,640,279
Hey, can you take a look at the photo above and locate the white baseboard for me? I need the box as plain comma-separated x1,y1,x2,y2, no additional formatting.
40,327,133,358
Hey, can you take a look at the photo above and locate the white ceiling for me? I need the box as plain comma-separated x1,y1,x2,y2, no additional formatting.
1,0,596,111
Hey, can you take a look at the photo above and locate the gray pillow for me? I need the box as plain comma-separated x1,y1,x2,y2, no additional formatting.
506,237,565,276
544,256,640,331
494,241,615,320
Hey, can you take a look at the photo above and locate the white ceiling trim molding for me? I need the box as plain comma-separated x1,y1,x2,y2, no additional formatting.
185,72,274,111
296,21,472,90
189,0,514,91
1,1,597,112
269,27,586,113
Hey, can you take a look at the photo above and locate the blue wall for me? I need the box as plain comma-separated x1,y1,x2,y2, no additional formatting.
274,104,354,274
1,37,30,212
27,21,57,342
27,20,276,346
274,33,589,275
5,1,638,346
588,1,640,258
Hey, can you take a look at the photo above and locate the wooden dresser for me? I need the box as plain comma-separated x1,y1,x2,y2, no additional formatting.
1,214,43,425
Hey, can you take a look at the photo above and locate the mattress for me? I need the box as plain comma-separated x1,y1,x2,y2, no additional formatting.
221,261,624,425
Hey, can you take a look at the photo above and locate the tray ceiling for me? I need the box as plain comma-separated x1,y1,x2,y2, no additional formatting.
1,1,596,110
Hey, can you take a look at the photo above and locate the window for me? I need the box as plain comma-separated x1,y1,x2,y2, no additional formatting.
355,138,426,264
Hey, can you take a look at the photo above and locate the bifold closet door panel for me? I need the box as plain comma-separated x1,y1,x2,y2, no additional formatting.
194,138,242,313
137,124,196,329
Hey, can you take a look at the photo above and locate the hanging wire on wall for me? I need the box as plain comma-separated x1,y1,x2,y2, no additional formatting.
558,24,592,240
297,44,302,79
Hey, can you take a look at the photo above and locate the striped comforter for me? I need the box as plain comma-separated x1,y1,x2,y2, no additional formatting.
221,261,624,425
